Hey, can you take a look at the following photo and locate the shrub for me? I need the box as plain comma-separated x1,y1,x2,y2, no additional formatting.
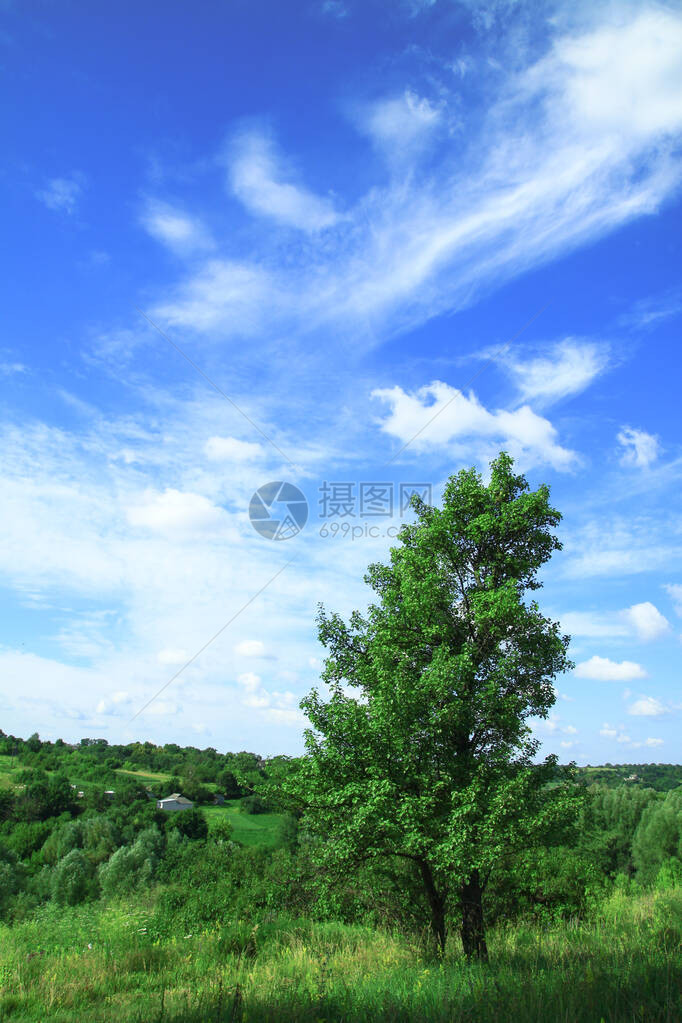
51,849,92,906
99,826,163,898
165,808,208,840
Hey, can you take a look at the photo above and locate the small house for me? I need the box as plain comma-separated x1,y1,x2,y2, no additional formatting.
213,793,225,805
104,790,115,798
157,792,194,812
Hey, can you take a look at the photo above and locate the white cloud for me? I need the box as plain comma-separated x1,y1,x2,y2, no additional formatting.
560,740,575,749
228,129,339,231
574,656,647,681
96,691,132,715
36,174,83,214
543,10,682,143
359,90,441,161
622,602,670,641
0,362,26,376
205,436,263,462
320,1,348,18
618,426,661,468
563,517,682,579
562,724,578,734
141,201,212,253
620,289,682,331
149,9,682,353
153,259,275,333
599,723,617,738
504,339,609,406
235,640,266,657
237,671,261,692
157,648,189,666
627,697,667,718
664,584,682,616
645,737,664,748
371,380,577,470
559,611,628,638
126,489,228,536
616,733,631,744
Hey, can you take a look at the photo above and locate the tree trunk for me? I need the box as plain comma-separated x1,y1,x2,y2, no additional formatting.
418,859,447,958
460,868,488,962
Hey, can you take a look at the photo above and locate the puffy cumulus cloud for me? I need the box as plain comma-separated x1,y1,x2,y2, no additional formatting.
574,656,647,681
96,691,132,715
599,723,618,738
126,489,229,536
627,696,668,717
371,381,577,470
618,426,661,468
236,671,305,722
205,436,263,462
504,339,609,407
539,9,682,144
645,737,664,748
228,129,340,231
36,174,84,214
140,200,213,253
622,602,670,641
235,640,266,657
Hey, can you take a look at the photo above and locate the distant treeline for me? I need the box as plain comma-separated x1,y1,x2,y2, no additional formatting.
1,728,681,937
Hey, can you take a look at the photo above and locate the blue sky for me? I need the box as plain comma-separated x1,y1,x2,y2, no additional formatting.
2,0,681,761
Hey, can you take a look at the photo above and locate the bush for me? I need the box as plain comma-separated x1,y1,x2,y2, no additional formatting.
241,795,273,815
164,808,208,840
51,849,92,906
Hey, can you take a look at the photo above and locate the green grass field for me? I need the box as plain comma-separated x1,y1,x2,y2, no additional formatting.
114,768,173,789
0,886,679,1022
203,801,286,848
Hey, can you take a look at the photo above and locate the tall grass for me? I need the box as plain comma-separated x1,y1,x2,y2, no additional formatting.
0,886,679,1022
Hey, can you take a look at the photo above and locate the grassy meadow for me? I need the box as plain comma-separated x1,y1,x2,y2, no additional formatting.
0,886,679,1022
203,802,286,849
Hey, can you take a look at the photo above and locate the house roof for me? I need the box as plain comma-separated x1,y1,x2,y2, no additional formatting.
159,793,193,804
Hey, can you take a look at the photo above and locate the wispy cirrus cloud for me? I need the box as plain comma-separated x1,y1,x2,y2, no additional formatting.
502,339,610,407
36,173,85,214
151,8,682,352
227,128,341,232
140,200,214,253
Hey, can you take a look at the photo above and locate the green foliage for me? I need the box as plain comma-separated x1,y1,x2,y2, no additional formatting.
242,793,274,815
633,787,682,883
577,783,658,878
99,827,164,898
0,843,23,913
164,807,208,841
51,849,92,906
288,453,579,958
0,887,679,1022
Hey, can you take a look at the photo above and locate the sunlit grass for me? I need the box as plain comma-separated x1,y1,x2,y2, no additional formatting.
0,887,679,1022
203,802,286,848
114,768,173,787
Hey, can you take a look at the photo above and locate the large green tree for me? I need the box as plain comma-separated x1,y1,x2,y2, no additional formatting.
290,453,580,960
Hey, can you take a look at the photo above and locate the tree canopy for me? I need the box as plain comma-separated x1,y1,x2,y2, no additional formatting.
288,452,581,959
